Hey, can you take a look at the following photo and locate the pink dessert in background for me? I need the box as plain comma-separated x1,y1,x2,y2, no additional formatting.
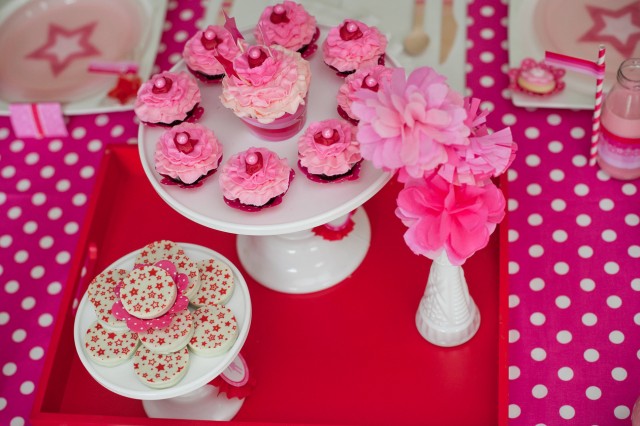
154,122,223,186
219,147,294,210
298,118,362,182
255,1,318,54
337,65,393,124
183,25,240,83
135,71,201,126
322,19,387,75
220,44,311,141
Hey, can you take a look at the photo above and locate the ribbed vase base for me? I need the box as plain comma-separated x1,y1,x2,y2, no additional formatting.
415,303,481,347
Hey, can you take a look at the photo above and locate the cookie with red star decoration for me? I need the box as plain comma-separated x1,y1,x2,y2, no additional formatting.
188,305,238,357
87,268,129,330
83,321,139,367
133,346,190,389
191,258,235,307
119,265,177,320
139,310,195,354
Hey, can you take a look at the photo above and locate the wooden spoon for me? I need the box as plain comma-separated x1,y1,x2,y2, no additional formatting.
403,0,430,56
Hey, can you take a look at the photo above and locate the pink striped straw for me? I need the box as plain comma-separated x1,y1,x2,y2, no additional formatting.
589,45,606,166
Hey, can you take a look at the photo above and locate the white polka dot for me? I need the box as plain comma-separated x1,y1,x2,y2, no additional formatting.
555,295,571,309
47,282,62,295
551,199,566,212
532,384,548,398
508,404,521,419
502,113,516,126
20,381,34,395
531,347,547,361
612,367,627,381
72,193,87,206
0,397,6,410
25,152,39,165
602,229,617,242
509,294,520,308
632,278,640,291
547,114,561,125
480,28,495,40
599,198,614,211
40,165,55,179
179,8,194,20
530,312,546,326
0,235,11,248
56,179,71,192
48,140,62,152
14,251,28,263
88,139,103,152
525,154,541,167
0,312,8,325
558,367,574,381
38,313,53,327
168,52,182,64
552,230,568,242
572,155,588,167
12,329,26,342
525,127,540,139
609,330,625,344
508,168,517,182
578,245,593,258
110,125,125,138
64,222,79,235
584,348,599,362
0,193,5,205
549,169,564,181
509,329,520,343
508,229,519,242
79,166,95,179
528,214,543,226
605,261,620,274
634,313,640,325
174,30,189,43
94,115,109,126
508,198,518,211
559,405,575,420
615,405,631,419
29,346,44,360
7,206,21,219
509,365,521,380
622,183,637,196
16,179,31,192
576,214,592,226
509,261,519,274
607,295,622,308
3,362,17,376
0,128,9,139
55,251,71,264
574,183,589,196
629,245,640,258
31,192,46,206
5,280,19,293
586,386,601,400
554,262,569,275
625,214,639,226
527,183,542,196
530,278,545,291
64,152,78,166
72,127,87,139
582,312,598,326
23,221,37,234
2,165,16,179
570,127,586,139
480,5,495,16
30,266,45,279
480,51,495,63
557,330,572,344
548,141,563,153
21,297,35,310
479,75,494,88
39,236,54,249
528,245,544,258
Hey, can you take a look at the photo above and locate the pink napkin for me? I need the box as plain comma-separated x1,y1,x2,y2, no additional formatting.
9,103,68,139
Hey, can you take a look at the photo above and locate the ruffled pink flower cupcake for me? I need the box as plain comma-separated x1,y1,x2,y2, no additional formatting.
135,71,202,126
298,118,362,183
322,19,387,76
337,65,393,125
254,1,319,57
154,122,223,186
219,147,294,211
220,44,311,141
183,25,241,83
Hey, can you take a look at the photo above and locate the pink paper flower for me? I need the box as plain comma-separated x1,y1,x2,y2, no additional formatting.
351,66,469,180
395,174,505,265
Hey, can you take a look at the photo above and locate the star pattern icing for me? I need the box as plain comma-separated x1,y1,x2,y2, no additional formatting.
580,3,640,58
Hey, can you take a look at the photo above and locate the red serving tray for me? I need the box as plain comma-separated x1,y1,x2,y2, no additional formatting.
31,144,509,426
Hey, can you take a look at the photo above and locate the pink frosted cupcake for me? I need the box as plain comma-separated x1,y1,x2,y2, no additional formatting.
135,71,202,126
254,1,319,57
220,44,311,141
322,19,387,76
183,25,241,83
337,65,393,125
219,147,294,211
298,118,362,183
155,123,223,186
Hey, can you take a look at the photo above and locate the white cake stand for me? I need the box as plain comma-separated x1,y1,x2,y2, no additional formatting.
73,243,252,421
138,27,394,293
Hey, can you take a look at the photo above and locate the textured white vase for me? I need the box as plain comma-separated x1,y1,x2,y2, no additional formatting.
415,252,481,347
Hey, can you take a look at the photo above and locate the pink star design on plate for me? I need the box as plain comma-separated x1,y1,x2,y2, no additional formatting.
579,3,640,58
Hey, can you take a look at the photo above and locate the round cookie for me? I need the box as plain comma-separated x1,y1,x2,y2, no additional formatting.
119,265,177,320
133,346,190,389
87,268,128,330
191,258,235,307
83,321,139,367
188,305,238,357
139,310,195,354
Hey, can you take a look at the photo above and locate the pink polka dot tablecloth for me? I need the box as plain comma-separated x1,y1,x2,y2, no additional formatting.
0,1,638,425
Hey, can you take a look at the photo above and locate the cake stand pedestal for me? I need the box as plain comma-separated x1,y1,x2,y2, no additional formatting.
237,208,370,293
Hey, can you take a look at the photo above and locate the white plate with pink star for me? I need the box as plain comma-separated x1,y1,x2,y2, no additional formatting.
73,243,252,400
508,0,640,110
0,0,167,116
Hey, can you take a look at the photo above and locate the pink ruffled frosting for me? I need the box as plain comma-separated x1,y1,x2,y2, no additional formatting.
254,1,317,52
220,44,311,124
219,147,292,206
322,20,387,73
154,122,223,185
183,25,240,77
298,118,361,176
135,71,201,124
337,65,393,120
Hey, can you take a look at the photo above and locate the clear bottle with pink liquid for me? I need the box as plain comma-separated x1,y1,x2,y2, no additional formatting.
597,58,640,180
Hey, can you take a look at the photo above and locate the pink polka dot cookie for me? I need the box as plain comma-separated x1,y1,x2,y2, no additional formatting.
133,346,190,389
87,268,128,330
138,310,195,354
191,258,235,307
188,305,238,357
83,321,139,367
119,265,177,320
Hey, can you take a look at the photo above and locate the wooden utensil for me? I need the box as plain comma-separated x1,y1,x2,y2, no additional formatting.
403,0,430,56
439,0,458,64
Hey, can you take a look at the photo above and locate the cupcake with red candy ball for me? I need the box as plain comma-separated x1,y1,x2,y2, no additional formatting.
135,71,202,126
337,65,393,125
154,122,223,186
298,118,362,183
219,147,294,211
322,19,387,76
254,1,319,57
219,44,311,141
183,25,241,83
